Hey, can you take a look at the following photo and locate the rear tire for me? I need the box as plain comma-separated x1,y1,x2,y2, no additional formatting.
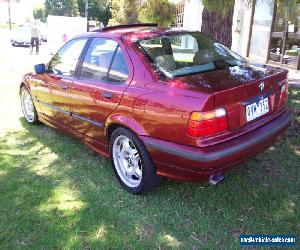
20,86,39,124
109,127,161,194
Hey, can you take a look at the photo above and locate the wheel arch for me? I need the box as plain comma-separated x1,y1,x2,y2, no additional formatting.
105,114,149,143
19,81,31,95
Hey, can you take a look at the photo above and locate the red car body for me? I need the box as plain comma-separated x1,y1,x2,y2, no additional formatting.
21,24,293,184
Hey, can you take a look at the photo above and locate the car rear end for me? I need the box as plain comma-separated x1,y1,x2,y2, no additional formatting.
131,30,293,182
185,66,290,148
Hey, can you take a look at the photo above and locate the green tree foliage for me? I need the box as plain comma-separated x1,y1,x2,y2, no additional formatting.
278,0,298,20
108,0,140,25
90,0,112,27
33,6,47,22
77,0,112,27
275,0,300,26
108,0,175,27
45,0,79,17
77,0,86,17
138,0,176,27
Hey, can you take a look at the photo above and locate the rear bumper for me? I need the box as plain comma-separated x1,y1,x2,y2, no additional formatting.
141,109,293,182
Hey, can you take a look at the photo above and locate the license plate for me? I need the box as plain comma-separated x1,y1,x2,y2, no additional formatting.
246,97,269,122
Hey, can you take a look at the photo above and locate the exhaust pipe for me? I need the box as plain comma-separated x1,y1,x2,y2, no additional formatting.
209,174,225,185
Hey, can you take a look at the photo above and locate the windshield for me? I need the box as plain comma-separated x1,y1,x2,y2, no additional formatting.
138,32,247,78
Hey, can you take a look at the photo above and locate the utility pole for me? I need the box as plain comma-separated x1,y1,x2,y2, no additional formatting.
84,0,88,31
8,0,12,30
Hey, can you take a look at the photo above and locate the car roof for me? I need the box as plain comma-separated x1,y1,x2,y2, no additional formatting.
75,23,196,41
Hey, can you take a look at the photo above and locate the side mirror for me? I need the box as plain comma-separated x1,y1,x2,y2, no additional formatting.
34,64,46,74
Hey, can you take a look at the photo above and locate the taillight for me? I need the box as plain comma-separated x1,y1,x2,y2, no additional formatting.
187,108,228,137
279,79,288,107
281,82,287,93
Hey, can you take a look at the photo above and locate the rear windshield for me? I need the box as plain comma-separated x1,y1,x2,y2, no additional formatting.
138,32,247,78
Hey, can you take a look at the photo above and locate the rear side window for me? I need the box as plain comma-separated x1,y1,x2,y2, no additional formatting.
108,46,129,82
80,38,129,83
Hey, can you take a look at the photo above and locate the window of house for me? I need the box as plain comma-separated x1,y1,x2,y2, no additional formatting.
175,2,185,28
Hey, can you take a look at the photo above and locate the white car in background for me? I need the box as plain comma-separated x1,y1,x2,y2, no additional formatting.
11,25,43,47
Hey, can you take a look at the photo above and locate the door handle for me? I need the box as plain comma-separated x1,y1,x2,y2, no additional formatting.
60,83,68,90
101,92,113,99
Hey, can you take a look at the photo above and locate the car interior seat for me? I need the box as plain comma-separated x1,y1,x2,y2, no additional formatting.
193,49,211,65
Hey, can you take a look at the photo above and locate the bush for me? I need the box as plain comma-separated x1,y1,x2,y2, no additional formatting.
286,50,299,56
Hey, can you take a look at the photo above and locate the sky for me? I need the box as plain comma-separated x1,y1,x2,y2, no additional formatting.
0,0,45,23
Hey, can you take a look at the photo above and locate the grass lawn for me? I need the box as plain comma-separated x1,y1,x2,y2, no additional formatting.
0,79,299,249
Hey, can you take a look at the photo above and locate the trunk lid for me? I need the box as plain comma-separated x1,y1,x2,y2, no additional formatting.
173,64,288,131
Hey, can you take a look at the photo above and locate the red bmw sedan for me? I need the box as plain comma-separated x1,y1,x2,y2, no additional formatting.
20,24,293,194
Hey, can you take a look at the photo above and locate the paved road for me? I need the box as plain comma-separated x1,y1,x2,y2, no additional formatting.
0,28,51,80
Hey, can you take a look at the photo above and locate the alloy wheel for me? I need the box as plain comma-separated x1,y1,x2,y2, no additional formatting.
112,135,142,188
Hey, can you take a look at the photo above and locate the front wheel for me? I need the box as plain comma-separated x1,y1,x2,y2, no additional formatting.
109,127,161,194
20,86,38,124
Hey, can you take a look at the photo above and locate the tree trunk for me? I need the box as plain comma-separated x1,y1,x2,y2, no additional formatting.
280,22,288,64
201,7,234,48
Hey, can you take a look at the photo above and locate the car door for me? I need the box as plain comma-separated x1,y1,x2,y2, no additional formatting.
70,37,132,144
36,38,88,126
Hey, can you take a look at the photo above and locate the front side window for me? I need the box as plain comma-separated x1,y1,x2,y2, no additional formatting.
138,32,247,78
80,38,129,83
49,38,87,76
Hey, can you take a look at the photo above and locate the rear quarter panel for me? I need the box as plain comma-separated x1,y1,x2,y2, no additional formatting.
113,39,214,146
112,81,213,145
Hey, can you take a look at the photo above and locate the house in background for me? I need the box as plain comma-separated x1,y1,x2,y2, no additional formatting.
172,0,300,70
